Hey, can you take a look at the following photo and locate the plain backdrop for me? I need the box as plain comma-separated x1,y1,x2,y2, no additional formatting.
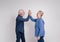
0,0,60,42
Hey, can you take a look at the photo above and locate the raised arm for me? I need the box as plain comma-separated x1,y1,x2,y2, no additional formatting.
16,15,29,22
28,10,37,22
29,16,37,22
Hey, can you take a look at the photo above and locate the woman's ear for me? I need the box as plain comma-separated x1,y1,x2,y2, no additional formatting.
41,14,43,16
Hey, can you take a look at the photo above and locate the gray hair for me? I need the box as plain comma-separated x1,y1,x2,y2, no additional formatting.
18,9,24,14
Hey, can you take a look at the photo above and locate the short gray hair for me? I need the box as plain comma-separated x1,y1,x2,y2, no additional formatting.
18,9,24,14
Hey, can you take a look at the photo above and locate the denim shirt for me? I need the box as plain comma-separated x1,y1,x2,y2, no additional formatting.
29,16,45,37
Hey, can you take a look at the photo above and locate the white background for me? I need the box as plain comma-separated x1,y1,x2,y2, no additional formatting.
0,0,60,42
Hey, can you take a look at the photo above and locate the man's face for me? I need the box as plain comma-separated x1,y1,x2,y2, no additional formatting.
19,10,25,16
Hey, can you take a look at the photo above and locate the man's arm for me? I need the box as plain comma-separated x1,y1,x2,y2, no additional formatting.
16,15,29,22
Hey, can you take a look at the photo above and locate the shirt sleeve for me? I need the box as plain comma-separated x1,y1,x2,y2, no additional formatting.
16,15,29,22
29,16,37,22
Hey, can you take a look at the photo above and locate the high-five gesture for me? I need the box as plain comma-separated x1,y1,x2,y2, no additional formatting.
28,10,32,16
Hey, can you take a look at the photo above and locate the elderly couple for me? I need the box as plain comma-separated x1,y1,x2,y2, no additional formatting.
16,9,45,42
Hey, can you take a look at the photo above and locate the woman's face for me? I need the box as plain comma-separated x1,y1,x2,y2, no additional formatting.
37,12,42,18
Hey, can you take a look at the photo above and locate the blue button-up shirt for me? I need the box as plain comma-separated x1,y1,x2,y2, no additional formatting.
29,16,45,37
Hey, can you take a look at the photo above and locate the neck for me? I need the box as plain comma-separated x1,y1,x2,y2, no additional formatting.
18,14,23,17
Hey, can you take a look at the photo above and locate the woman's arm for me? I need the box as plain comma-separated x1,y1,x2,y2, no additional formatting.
29,16,37,22
28,10,37,22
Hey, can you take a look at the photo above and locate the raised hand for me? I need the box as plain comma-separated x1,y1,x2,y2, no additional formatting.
28,10,32,16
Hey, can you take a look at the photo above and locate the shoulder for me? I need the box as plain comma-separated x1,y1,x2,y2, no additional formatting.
16,15,21,20
39,18,45,24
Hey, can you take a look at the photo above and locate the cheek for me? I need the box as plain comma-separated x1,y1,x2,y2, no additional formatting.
38,14,40,17
22,13,24,16
39,14,42,16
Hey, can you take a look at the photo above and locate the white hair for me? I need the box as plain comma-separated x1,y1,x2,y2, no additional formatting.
18,9,24,14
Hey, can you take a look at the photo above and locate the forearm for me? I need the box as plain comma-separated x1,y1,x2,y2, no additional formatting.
29,16,37,22
17,15,29,22
24,15,29,22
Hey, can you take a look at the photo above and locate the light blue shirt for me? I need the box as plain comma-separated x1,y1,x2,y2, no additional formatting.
29,16,45,37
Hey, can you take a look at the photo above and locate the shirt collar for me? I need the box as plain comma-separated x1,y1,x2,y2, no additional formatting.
18,14,23,17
